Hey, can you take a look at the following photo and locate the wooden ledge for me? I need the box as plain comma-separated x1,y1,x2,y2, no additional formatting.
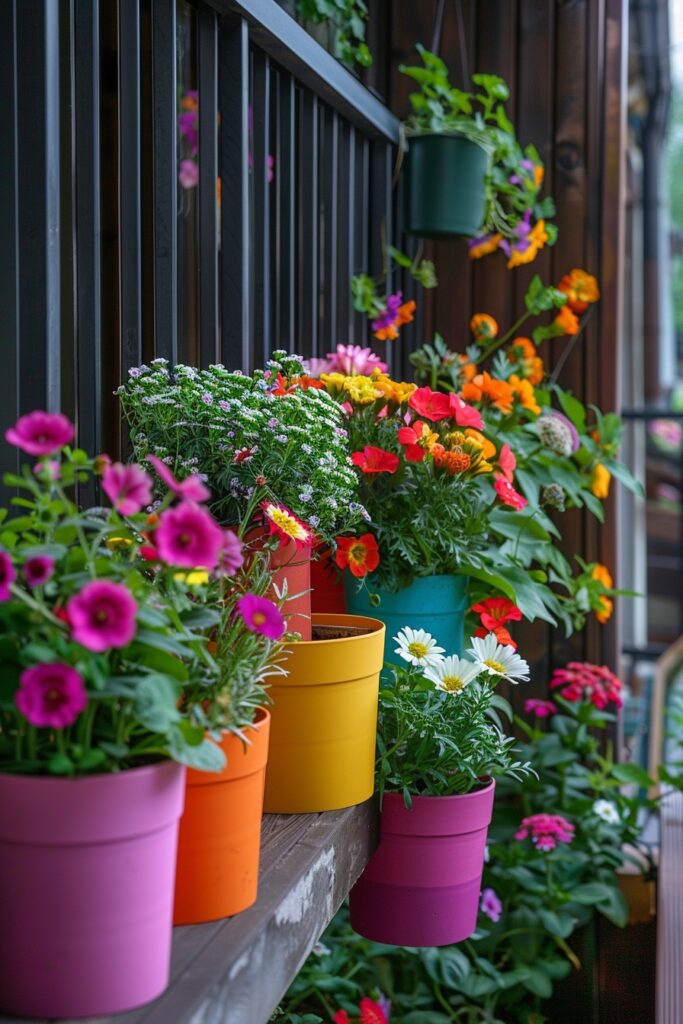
3,800,378,1024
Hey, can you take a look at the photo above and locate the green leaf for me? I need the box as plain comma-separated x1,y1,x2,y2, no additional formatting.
168,730,225,771
555,388,587,432
386,244,413,268
133,674,182,732
603,457,645,497
611,762,654,788
521,965,553,998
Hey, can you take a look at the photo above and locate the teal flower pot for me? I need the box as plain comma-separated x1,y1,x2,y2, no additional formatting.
344,574,469,665
404,134,488,239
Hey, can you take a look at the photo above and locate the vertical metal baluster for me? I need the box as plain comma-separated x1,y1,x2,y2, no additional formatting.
253,50,271,365
219,15,250,370
322,109,339,349
299,91,319,358
278,74,296,351
0,0,20,483
369,142,393,370
74,0,102,474
119,0,142,379
16,0,61,413
152,0,177,364
198,2,218,366
344,124,355,344
356,136,370,342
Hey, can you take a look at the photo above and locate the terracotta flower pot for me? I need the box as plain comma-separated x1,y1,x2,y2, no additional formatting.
349,780,495,946
173,708,271,924
345,572,469,663
311,544,347,614
263,613,385,812
248,531,312,640
0,761,185,1018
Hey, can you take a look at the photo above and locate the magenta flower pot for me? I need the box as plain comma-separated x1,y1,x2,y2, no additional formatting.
349,779,495,946
0,760,186,1018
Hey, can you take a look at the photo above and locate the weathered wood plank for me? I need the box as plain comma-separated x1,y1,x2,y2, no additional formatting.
1,802,378,1024
657,788,683,1024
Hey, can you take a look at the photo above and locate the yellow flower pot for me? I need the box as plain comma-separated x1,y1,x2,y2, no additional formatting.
263,613,385,813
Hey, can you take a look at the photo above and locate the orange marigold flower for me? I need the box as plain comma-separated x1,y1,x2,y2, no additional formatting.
591,463,611,499
462,372,514,414
458,355,478,383
507,337,544,384
433,449,472,475
557,268,600,314
507,244,539,269
529,220,549,249
469,233,503,260
596,596,613,624
397,299,416,327
509,374,541,415
470,313,499,341
554,304,580,336
509,336,537,360
592,562,613,589
534,165,545,188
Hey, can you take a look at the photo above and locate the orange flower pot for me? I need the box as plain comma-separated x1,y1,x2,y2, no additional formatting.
173,708,270,925
264,614,385,813
247,531,312,640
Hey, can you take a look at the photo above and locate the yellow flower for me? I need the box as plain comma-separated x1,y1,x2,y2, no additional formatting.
591,562,614,623
106,536,133,550
344,375,382,404
529,220,549,248
372,372,416,404
469,233,502,260
507,243,539,269
174,570,210,586
591,464,611,499
320,372,347,392
595,596,613,624
592,563,614,589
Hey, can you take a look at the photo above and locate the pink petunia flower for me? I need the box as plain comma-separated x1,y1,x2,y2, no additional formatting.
449,392,484,430
23,556,55,588
494,474,528,510
67,579,138,652
497,443,517,483
102,462,153,516
524,698,557,719
155,501,224,569
0,550,16,601
179,158,199,189
33,459,61,481
237,594,285,640
514,812,575,851
147,454,211,503
5,411,74,456
15,662,87,729
325,344,388,376
480,887,503,923
217,529,244,576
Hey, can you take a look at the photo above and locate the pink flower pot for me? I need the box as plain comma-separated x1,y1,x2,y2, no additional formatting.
349,780,495,946
0,760,186,1018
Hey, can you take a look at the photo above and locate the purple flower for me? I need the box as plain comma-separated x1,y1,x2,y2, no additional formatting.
0,550,16,601
371,292,403,333
237,594,285,640
147,454,211,503
155,501,224,570
23,556,55,588
480,887,502,923
67,579,138,652
5,411,74,456
102,462,153,516
178,112,198,153
179,159,198,189
524,698,557,719
15,662,87,729
217,529,244,576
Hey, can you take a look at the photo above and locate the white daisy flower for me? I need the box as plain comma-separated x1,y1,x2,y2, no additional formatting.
592,799,620,824
424,655,480,694
467,633,530,684
393,627,445,667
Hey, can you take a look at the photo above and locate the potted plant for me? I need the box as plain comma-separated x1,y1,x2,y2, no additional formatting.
0,411,230,1017
118,351,364,641
263,612,385,813
400,45,557,257
348,626,533,946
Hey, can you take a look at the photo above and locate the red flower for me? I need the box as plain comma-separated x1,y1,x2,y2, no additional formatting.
474,624,517,649
335,534,380,578
497,443,516,483
396,420,437,462
493,474,527,510
550,661,622,709
471,597,522,631
333,1013,350,1024
360,998,389,1024
351,446,399,475
448,393,483,430
409,386,452,422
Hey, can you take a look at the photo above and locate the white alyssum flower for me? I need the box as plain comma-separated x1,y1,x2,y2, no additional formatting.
394,627,445,668
467,633,530,684
592,799,621,824
424,655,480,694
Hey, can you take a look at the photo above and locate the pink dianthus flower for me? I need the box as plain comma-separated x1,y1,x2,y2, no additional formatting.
515,813,575,851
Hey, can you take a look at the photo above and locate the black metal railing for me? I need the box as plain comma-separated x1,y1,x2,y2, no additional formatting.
1,0,401,471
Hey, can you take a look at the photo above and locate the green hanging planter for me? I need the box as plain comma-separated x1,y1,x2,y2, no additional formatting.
404,133,488,239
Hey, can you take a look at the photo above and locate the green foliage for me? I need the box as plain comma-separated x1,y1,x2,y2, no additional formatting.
351,245,438,322
298,0,372,68
118,352,362,545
